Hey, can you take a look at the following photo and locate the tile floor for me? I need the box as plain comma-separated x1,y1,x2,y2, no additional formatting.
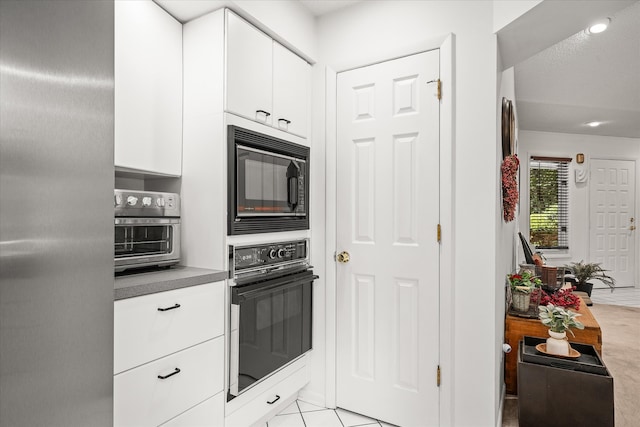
265,287,640,427
590,286,640,308
267,400,397,427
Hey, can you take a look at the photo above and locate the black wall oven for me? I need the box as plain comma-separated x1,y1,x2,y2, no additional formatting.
228,125,309,235
228,240,316,400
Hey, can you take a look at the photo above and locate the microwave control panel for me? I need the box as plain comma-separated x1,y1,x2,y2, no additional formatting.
233,240,308,272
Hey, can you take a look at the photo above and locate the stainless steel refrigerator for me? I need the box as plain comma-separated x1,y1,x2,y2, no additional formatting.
0,1,114,425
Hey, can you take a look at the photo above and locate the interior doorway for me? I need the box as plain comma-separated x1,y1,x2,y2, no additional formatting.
334,50,440,426
589,158,637,288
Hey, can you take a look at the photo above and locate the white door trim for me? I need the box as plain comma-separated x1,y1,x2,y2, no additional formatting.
324,33,455,425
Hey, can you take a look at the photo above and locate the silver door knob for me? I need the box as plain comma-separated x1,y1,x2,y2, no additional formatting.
336,251,350,263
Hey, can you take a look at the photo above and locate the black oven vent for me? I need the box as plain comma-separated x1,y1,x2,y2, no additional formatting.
232,126,309,159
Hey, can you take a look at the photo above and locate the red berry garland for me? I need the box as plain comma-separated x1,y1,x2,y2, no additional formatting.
501,154,519,222
539,287,581,310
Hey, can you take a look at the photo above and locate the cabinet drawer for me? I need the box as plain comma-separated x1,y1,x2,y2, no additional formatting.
225,363,309,427
114,337,224,427
161,392,224,427
114,281,224,374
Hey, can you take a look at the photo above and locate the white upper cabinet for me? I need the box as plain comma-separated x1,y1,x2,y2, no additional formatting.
226,11,273,126
115,0,182,176
273,42,309,137
225,10,310,138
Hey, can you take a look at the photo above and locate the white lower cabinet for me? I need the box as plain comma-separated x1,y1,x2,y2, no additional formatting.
225,361,309,427
114,282,224,375
161,392,225,427
113,281,226,426
114,337,224,427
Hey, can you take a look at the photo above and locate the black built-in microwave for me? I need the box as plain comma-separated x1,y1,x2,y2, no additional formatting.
228,126,309,235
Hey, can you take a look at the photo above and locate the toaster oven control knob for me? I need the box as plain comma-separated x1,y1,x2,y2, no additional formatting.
277,248,285,258
142,197,152,207
114,193,123,206
268,249,277,259
156,198,165,208
126,196,138,206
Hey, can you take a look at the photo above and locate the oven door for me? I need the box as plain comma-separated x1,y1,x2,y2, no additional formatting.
229,269,315,399
114,217,181,272
236,145,306,217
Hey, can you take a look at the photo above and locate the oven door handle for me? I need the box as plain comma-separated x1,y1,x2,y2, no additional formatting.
232,271,318,303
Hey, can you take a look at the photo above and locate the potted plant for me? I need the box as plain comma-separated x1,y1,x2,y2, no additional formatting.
538,304,584,356
508,271,542,313
564,261,615,297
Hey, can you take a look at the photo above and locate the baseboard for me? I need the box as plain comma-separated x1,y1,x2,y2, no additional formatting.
496,385,506,427
297,388,327,409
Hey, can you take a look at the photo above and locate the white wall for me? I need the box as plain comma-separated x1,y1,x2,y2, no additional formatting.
517,131,640,285
314,2,500,425
495,64,518,420
492,0,542,32
232,0,317,61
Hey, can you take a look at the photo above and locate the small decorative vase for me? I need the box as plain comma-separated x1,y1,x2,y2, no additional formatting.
511,291,530,312
546,330,570,356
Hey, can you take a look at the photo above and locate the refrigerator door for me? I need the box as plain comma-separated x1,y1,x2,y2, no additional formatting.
0,1,114,426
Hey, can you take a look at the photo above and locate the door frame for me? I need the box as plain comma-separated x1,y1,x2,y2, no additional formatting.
588,157,639,288
324,34,455,425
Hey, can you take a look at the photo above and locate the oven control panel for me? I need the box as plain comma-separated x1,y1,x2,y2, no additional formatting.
114,189,180,218
233,240,308,272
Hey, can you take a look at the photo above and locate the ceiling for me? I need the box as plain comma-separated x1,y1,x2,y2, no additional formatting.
154,0,360,23
299,0,361,16
514,1,640,139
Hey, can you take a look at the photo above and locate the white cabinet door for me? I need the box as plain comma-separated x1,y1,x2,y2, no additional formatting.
273,42,309,137
114,337,224,427
114,281,225,374
226,11,273,126
161,392,224,427
115,0,182,176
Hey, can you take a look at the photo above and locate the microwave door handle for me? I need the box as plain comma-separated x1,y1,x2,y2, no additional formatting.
288,175,298,209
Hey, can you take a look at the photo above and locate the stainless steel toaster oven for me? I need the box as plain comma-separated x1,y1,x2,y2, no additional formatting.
114,190,180,273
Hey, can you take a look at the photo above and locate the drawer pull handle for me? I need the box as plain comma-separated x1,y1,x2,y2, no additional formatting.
256,109,271,117
267,395,280,405
158,368,181,380
278,118,291,125
157,303,181,312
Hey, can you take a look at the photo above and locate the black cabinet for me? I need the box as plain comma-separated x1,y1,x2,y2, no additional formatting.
517,337,614,427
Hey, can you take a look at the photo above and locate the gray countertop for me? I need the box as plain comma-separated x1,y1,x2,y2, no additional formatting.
114,266,229,300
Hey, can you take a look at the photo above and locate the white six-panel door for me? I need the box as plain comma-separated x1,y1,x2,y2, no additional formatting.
336,50,440,427
589,159,637,287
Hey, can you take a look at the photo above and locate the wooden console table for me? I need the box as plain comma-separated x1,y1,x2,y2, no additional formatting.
504,298,602,395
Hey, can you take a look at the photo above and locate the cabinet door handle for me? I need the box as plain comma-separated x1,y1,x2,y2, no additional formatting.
157,303,181,312
278,118,291,125
256,109,271,117
267,395,280,405
157,367,181,380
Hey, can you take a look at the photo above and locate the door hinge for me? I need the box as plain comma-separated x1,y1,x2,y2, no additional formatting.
437,365,441,387
427,79,441,100
437,224,442,243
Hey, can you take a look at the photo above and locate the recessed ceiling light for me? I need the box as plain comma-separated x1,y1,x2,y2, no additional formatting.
586,18,610,34
586,121,601,127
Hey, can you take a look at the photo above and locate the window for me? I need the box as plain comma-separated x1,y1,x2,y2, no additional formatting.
529,156,570,250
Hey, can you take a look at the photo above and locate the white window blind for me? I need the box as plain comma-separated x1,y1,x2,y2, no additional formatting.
529,156,571,250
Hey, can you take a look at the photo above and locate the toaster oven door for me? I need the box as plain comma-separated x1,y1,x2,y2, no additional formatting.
114,218,180,272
